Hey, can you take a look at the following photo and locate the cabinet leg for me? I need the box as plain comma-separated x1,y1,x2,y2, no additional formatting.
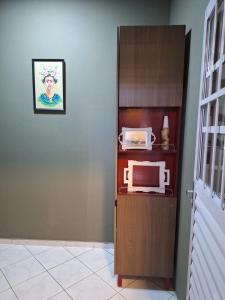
164,278,171,290
117,275,122,287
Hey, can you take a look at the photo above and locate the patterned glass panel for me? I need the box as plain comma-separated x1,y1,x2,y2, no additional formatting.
205,133,214,186
214,0,224,62
209,100,217,125
202,104,208,126
206,11,215,72
218,95,225,125
198,132,206,179
202,77,210,99
221,64,225,89
213,134,224,196
202,11,215,99
212,70,219,93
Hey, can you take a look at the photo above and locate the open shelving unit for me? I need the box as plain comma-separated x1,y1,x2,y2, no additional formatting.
117,107,181,198
115,25,185,288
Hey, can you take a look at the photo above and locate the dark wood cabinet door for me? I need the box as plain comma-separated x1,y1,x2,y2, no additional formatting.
119,26,185,107
116,195,177,277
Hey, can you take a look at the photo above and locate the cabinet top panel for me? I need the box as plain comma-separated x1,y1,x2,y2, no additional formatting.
118,26,185,107
118,25,185,34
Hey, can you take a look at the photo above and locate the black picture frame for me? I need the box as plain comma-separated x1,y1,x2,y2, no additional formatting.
32,59,66,114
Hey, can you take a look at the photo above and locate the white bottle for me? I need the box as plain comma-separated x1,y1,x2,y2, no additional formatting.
161,116,169,150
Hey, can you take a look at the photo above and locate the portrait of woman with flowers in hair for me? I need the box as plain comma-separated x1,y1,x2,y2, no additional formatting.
32,59,65,114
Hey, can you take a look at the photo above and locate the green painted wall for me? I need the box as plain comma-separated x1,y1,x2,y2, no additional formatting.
169,0,208,299
0,0,170,242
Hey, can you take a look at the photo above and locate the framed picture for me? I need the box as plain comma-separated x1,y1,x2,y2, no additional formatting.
32,59,65,114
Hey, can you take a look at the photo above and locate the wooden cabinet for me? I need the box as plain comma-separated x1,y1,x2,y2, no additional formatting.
119,26,185,107
115,26,185,286
116,195,176,277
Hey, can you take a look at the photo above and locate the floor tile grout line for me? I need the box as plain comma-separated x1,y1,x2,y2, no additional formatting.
92,259,115,273
107,291,128,300
25,244,97,271
0,286,11,295
0,268,19,299
2,244,175,300
167,289,176,296
0,269,12,294
30,245,116,300
24,245,51,256
2,267,46,290
76,255,114,274
46,289,73,300
26,245,112,276
168,294,177,300
169,291,177,296
102,248,114,255
94,271,128,294
60,271,118,299
74,255,147,295
62,272,95,292
0,245,112,274
27,247,84,270
58,255,119,292
24,245,104,296
75,256,103,273
74,255,133,294
25,245,77,271
0,247,32,270
104,249,114,256
25,245,74,300
54,252,175,298
63,246,94,257
106,292,123,300
43,250,115,292
35,255,75,272
118,292,129,300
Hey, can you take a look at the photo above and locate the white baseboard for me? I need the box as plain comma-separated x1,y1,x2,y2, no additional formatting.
0,238,114,249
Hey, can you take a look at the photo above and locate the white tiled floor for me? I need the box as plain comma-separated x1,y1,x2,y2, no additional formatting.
0,243,177,300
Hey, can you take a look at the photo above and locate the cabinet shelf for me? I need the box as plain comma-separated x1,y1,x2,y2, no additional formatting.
118,148,177,155
118,188,175,197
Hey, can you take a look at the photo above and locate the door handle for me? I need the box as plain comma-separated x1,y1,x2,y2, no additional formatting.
186,189,194,204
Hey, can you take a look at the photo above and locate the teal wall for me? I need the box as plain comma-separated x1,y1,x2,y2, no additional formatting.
0,0,170,241
170,0,208,299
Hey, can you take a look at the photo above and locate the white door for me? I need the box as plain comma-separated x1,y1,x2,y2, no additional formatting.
186,0,225,299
